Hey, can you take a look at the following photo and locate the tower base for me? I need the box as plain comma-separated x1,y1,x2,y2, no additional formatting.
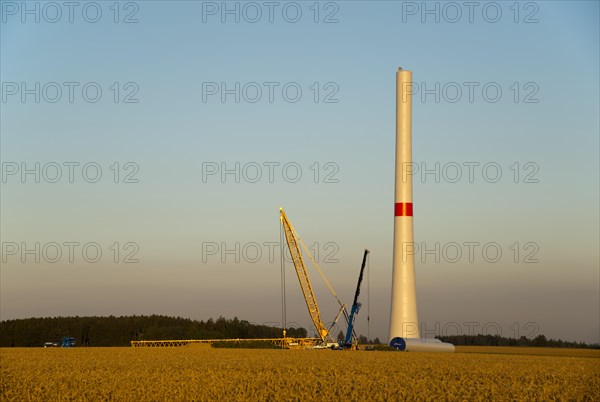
389,337,455,352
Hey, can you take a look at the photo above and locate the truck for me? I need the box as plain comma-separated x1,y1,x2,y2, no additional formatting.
60,337,76,347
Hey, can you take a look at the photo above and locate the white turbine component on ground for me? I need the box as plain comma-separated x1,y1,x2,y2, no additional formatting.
388,67,454,352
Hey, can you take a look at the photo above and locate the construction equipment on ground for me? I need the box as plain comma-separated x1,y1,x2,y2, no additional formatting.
279,208,347,348
44,337,75,347
130,338,321,348
61,337,76,347
131,209,368,350
339,249,370,349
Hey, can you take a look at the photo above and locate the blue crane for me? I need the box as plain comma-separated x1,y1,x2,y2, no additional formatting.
340,249,369,349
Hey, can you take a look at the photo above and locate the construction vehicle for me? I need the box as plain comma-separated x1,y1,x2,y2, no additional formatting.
60,337,76,347
280,208,347,348
339,249,370,349
43,337,75,347
129,209,369,350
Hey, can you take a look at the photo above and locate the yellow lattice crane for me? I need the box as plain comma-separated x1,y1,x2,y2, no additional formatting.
280,208,346,344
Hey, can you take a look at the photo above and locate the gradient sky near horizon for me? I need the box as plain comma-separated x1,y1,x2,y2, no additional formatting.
1,1,598,344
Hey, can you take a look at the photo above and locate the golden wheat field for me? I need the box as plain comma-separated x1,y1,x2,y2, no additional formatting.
1,346,598,401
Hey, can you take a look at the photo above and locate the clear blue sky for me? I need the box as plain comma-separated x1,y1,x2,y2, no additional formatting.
1,1,598,343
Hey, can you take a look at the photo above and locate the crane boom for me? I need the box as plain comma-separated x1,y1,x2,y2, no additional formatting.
343,249,370,347
280,208,330,341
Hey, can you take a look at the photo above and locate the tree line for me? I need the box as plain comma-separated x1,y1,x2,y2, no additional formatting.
2,316,596,349
436,334,599,349
0,315,307,347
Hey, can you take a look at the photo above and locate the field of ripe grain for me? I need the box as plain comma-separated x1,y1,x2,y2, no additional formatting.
1,347,598,401
456,346,600,358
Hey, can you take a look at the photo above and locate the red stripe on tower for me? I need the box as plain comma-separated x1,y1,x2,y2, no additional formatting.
394,202,413,216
